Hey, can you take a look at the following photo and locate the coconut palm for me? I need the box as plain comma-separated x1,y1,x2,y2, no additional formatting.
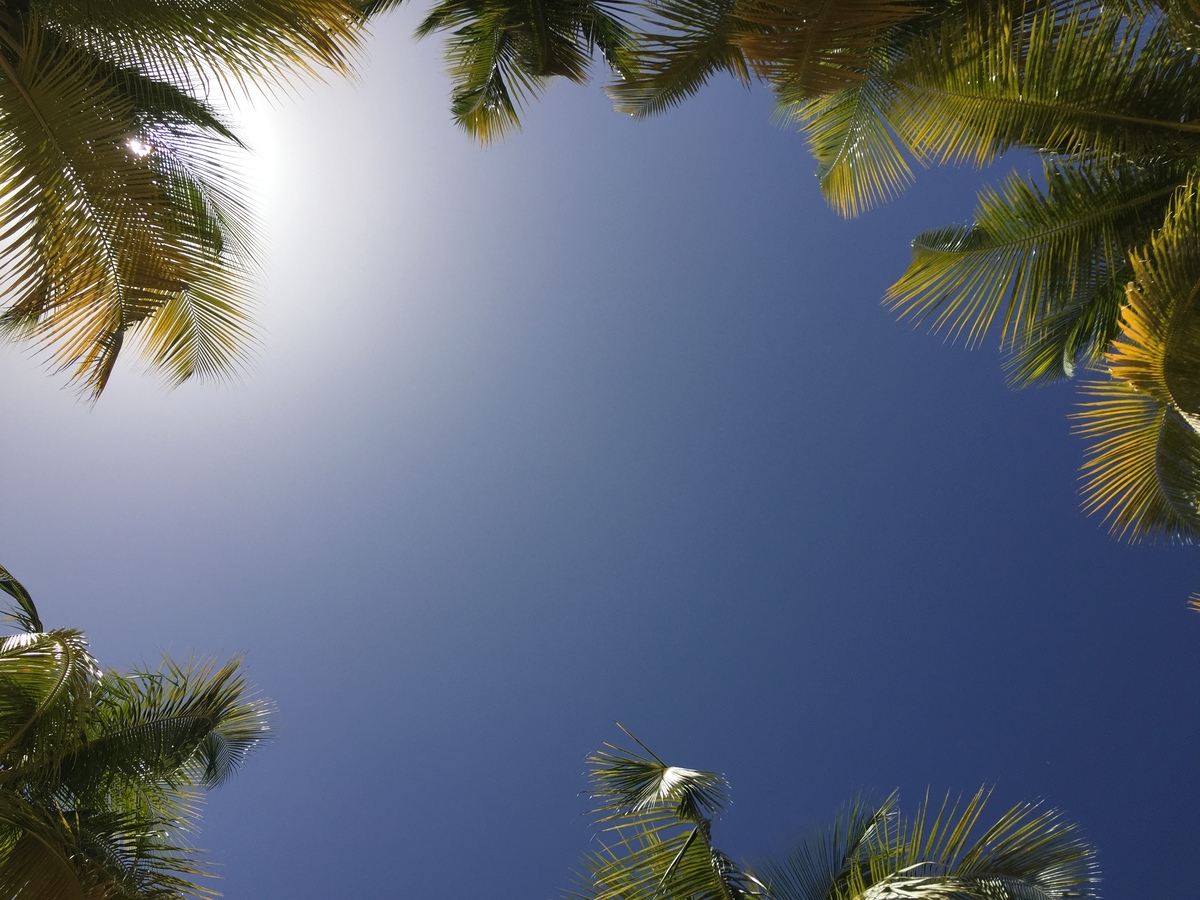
0,1,364,395
568,727,1099,900
0,564,270,899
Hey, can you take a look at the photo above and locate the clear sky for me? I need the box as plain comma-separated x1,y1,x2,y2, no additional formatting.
1,6,1197,899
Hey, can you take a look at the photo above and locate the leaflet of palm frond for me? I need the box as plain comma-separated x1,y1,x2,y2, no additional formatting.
885,159,1183,351
1189,593,1200,611
1074,380,1200,540
732,0,925,100
606,0,751,118
785,52,911,217
33,0,364,99
889,4,1200,170
0,17,255,394
755,795,897,900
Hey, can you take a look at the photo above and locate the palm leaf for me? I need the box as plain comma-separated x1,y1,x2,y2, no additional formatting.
570,728,764,900
606,0,751,119
33,0,364,99
755,794,896,900
785,50,912,217
889,5,1200,169
1074,181,1200,540
0,564,42,633
0,15,256,394
885,157,1185,354
736,0,927,102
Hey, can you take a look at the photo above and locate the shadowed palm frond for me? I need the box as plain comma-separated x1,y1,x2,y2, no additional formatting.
0,564,41,633
755,794,896,900
606,0,750,118
736,0,927,103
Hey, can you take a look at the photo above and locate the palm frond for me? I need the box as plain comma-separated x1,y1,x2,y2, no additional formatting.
885,157,1185,353
0,15,257,394
1073,180,1200,540
33,0,364,99
890,4,1200,169
570,728,764,900
606,0,751,118
417,0,629,140
785,50,911,217
736,0,927,102
0,564,42,633
755,794,896,900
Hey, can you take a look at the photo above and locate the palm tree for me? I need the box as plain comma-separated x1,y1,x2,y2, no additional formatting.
0,564,270,899
568,727,1099,900
0,1,364,395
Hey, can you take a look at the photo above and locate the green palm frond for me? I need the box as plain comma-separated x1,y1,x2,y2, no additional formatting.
889,4,1200,169
587,725,729,823
0,14,257,394
1075,380,1200,540
0,563,41,633
885,157,1185,354
417,0,632,140
785,50,911,217
0,565,271,898
0,629,99,773
33,0,365,98
606,0,750,118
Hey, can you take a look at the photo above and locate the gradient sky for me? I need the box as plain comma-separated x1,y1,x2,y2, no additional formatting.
1,7,1197,899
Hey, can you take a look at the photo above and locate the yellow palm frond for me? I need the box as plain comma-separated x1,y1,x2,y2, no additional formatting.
0,15,255,394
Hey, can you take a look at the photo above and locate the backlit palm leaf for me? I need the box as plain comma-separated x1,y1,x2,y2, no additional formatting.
1074,181,1200,540
570,727,765,900
786,51,912,217
0,14,256,394
33,0,364,98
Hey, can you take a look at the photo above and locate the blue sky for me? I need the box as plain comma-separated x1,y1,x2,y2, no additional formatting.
1,6,1197,899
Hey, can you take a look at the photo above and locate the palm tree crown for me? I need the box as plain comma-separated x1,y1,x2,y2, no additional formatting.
0,564,271,899
568,727,1100,900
